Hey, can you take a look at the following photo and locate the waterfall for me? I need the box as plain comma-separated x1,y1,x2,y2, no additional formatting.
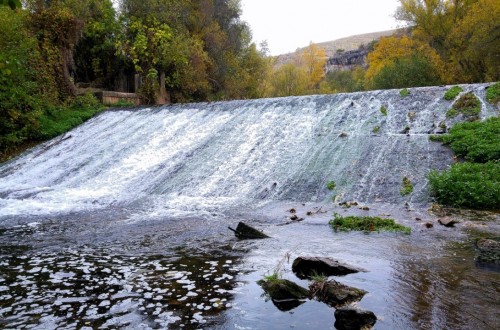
0,84,496,218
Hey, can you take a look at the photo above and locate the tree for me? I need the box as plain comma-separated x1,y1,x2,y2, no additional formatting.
299,42,327,92
268,63,308,97
365,35,447,89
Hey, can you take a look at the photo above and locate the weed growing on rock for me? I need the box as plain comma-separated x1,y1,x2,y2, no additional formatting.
327,181,336,190
486,82,500,104
400,88,410,97
372,126,380,133
400,176,414,196
446,92,481,118
444,86,463,101
380,105,388,116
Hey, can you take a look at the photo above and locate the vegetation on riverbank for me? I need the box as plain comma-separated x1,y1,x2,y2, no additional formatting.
428,116,500,209
329,214,411,234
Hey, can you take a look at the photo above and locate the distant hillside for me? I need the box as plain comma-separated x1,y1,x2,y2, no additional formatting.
274,29,397,67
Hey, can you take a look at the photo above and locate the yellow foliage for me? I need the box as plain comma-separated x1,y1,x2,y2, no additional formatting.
299,42,327,89
366,35,448,86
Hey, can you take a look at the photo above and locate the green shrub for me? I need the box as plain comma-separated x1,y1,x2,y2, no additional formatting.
326,181,336,190
400,88,410,97
329,214,411,234
439,117,500,163
444,86,463,101
400,176,414,196
428,162,500,209
380,105,387,116
486,82,500,104
446,92,481,118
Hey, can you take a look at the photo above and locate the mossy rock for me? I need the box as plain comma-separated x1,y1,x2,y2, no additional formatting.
258,278,310,301
310,280,367,307
446,92,481,119
476,238,500,264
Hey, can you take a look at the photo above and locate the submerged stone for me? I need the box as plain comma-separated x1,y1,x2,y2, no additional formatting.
476,238,500,264
292,257,365,279
334,307,377,330
438,217,459,227
309,280,366,307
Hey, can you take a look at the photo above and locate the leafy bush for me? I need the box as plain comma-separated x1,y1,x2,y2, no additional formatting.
428,162,500,209
444,86,463,101
486,82,500,104
439,117,500,163
329,214,411,233
446,92,481,118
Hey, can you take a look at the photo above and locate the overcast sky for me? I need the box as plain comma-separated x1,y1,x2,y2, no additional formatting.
240,0,401,55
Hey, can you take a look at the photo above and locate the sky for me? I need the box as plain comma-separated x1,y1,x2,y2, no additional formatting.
240,0,401,55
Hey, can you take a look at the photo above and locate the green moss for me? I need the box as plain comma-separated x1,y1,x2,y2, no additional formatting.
400,176,414,196
329,214,411,234
446,92,481,118
444,86,463,101
429,134,445,142
400,88,410,97
380,105,388,116
326,181,336,190
372,126,380,133
486,82,500,104
428,162,500,209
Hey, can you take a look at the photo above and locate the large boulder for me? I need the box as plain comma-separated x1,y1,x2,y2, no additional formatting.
334,307,377,330
292,257,365,279
309,280,366,307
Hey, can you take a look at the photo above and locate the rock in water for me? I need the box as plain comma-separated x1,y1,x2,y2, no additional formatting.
292,257,365,279
476,238,500,264
334,307,377,330
228,222,269,239
309,280,366,307
438,217,459,227
258,278,310,301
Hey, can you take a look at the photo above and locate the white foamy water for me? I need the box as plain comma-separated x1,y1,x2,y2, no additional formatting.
0,84,497,217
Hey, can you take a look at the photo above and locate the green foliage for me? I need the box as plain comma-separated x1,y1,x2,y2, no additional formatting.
400,176,414,196
113,99,135,107
0,0,21,9
372,126,380,133
400,88,410,97
35,99,104,140
322,67,365,93
310,271,327,282
446,92,481,118
263,273,280,282
329,214,411,234
428,162,500,209
444,86,463,101
326,181,336,190
380,105,388,116
438,117,500,163
371,55,442,90
486,82,500,104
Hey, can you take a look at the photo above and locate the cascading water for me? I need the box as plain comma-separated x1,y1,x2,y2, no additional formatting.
0,84,496,219
0,84,498,329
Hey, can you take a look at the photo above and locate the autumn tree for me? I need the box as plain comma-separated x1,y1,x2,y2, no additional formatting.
299,42,327,92
365,35,447,89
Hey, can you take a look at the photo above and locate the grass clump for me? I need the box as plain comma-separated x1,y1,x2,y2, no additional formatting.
329,214,411,234
438,117,500,163
380,105,388,116
428,162,500,209
372,126,380,133
326,181,336,190
486,82,500,104
400,176,414,196
444,86,463,101
446,92,481,118
400,88,410,97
